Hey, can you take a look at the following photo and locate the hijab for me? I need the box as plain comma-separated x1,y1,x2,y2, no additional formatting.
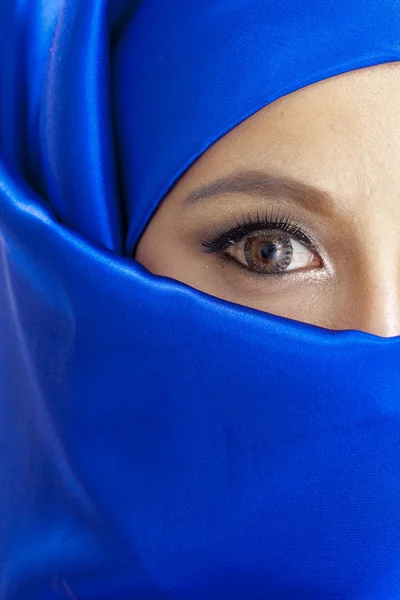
2,1,400,598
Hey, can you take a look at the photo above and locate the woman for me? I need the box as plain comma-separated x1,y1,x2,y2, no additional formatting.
2,0,400,598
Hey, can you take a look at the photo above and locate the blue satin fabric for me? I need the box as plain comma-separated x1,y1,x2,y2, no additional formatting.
114,0,400,251
2,2,400,600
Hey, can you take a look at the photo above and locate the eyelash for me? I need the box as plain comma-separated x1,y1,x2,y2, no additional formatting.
201,210,320,267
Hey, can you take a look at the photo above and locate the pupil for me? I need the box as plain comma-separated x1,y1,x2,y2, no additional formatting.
260,243,279,262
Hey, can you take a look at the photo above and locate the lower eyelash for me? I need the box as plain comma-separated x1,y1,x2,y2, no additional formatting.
201,209,316,254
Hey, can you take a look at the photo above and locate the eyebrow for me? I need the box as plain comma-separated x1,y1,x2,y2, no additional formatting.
181,171,336,217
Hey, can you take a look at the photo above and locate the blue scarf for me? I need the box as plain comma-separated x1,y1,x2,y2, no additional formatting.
2,1,400,598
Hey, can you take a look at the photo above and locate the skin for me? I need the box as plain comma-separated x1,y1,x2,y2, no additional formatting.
136,63,400,337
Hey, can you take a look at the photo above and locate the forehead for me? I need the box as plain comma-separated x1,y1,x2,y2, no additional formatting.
178,63,400,205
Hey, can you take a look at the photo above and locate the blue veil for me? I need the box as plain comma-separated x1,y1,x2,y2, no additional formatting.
2,1,400,598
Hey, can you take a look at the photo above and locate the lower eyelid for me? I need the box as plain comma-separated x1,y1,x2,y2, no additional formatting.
217,251,313,280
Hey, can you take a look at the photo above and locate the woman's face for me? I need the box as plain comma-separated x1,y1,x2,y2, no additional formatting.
136,63,400,337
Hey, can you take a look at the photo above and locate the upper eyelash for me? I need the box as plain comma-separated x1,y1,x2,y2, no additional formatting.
201,209,317,254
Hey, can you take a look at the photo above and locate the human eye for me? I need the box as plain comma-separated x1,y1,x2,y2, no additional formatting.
201,211,322,276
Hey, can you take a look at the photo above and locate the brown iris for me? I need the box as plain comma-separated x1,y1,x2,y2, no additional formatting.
244,232,293,274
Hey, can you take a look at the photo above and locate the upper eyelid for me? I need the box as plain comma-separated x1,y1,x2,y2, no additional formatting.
202,214,317,253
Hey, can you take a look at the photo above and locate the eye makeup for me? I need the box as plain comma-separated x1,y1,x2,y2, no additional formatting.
200,209,323,276
202,210,318,251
